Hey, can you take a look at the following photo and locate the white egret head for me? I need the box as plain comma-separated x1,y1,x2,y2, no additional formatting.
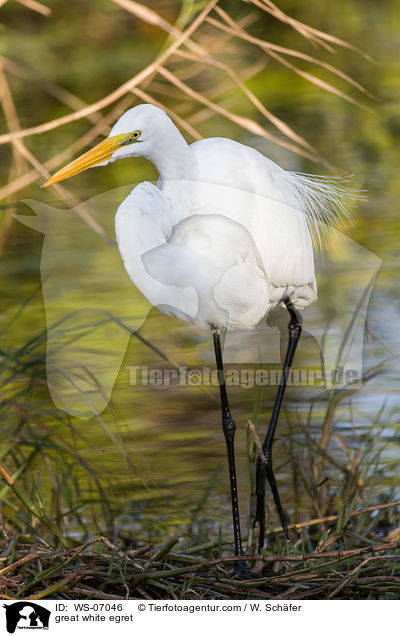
43,104,184,187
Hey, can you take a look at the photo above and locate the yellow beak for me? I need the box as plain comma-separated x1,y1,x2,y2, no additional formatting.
42,133,132,187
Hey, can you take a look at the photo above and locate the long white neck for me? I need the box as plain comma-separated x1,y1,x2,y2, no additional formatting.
143,120,195,182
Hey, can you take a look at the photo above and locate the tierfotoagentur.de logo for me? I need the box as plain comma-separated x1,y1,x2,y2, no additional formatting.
3,602,51,634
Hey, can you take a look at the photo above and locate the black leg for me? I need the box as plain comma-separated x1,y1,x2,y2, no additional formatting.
255,298,303,551
213,329,245,571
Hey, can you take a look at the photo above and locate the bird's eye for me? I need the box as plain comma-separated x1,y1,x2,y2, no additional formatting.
121,130,142,146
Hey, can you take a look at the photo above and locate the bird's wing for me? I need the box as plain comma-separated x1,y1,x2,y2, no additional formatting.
115,182,199,322
142,213,273,329
189,137,316,291
191,136,359,246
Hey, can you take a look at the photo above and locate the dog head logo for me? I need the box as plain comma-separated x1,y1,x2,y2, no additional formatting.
3,602,50,633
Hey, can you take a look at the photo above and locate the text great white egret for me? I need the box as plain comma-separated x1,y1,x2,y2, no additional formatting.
44,103,358,573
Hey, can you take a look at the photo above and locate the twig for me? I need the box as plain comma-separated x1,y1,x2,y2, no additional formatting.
0,94,135,201
0,0,218,145
72,586,124,600
246,420,266,464
266,499,400,535
27,566,88,600
16,0,51,16
157,65,319,161
0,554,37,576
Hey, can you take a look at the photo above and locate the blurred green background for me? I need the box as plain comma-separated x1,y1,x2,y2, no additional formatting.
0,0,399,550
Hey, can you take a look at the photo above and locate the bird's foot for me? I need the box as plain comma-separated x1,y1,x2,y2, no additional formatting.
229,561,263,580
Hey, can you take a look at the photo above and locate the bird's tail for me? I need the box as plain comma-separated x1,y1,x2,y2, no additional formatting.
285,172,364,248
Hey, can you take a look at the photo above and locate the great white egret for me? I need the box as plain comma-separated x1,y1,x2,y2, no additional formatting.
43,103,357,572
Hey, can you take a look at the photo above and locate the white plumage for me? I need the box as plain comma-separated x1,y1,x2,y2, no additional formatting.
107,104,355,330
44,103,357,331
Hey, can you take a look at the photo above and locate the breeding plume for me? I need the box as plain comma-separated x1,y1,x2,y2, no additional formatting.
44,104,357,573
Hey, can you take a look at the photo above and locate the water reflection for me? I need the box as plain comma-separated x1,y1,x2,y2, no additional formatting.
1,200,400,543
